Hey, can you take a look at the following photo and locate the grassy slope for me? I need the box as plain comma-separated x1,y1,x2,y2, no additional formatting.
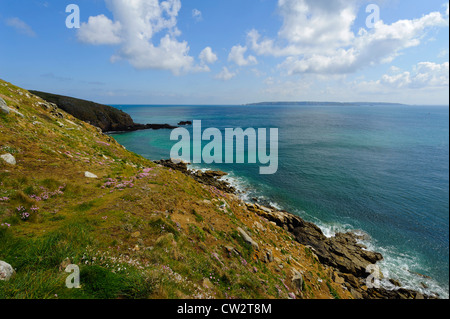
0,78,352,299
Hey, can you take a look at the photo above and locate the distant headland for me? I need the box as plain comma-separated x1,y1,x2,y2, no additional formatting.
29,90,179,133
245,101,405,106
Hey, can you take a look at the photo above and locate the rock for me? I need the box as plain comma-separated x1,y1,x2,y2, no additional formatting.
0,98,10,114
237,227,259,251
154,159,236,194
224,245,241,257
52,112,65,119
291,269,304,291
170,158,189,165
254,221,265,232
30,90,177,133
350,288,364,299
0,98,24,117
178,121,192,126
1,153,16,165
389,278,402,287
265,249,274,263
255,203,272,214
0,261,15,281
84,171,98,179
59,257,71,272
250,205,383,278
333,272,346,285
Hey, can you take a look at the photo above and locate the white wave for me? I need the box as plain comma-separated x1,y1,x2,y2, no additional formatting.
186,163,449,299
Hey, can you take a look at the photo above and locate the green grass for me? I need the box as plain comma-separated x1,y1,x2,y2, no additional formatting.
327,281,341,299
192,209,204,222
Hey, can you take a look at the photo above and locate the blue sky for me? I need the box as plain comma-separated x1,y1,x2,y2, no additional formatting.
0,0,448,105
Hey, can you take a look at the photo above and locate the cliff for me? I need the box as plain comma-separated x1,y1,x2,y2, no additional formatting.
0,78,429,300
29,90,177,132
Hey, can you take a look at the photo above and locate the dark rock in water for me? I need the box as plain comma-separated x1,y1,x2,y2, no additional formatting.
29,90,177,132
154,159,236,194
389,278,402,287
178,121,192,126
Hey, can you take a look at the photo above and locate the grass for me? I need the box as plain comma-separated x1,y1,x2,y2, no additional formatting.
0,78,353,300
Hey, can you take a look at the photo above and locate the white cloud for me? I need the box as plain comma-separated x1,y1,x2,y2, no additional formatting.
228,45,257,66
248,0,449,75
352,61,449,97
192,9,202,21
77,0,211,75
277,0,356,50
215,67,237,81
5,17,36,37
77,14,122,45
382,61,449,89
199,47,218,65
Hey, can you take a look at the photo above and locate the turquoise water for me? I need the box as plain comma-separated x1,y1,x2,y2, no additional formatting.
111,104,449,297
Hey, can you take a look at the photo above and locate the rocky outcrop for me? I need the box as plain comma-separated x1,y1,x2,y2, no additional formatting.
0,97,24,117
237,227,259,251
29,90,178,132
247,203,433,299
178,121,192,126
0,97,9,114
247,203,381,277
154,159,236,193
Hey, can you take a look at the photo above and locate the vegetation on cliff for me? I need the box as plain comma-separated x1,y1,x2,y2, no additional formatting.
1,79,352,299
0,79,428,300
29,90,177,133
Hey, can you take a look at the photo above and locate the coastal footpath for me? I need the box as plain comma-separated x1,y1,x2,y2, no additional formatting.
0,78,432,299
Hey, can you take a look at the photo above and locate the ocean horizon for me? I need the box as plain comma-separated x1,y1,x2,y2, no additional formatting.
111,103,449,298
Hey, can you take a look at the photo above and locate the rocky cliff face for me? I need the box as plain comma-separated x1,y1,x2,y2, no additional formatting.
29,90,177,132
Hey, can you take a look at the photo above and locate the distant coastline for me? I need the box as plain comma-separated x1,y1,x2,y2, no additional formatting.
245,101,406,106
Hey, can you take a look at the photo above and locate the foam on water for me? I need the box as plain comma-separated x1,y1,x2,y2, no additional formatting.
196,163,449,298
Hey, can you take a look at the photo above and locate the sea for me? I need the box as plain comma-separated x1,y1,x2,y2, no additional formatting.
110,103,449,298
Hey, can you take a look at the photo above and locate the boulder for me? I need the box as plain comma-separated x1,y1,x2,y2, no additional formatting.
237,227,259,251
0,261,15,281
291,269,304,291
1,153,16,165
264,249,274,263
0,98,10,114
84,171,98,179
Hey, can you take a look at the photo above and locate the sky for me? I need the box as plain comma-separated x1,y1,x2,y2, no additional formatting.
0,0,449,105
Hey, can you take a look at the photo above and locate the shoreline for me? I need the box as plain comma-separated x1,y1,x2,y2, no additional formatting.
155,158,443,299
